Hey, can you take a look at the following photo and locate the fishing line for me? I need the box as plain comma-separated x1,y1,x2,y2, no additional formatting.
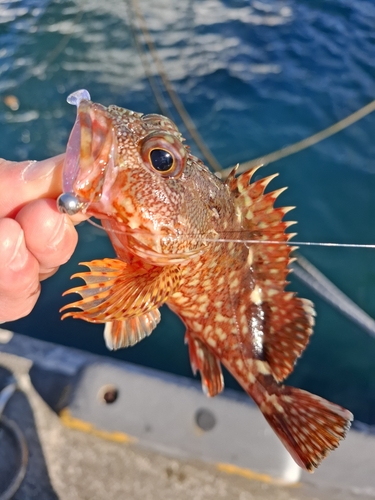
178,239,375,249
125,0,171,118
83,2,375,340
86,219,375,249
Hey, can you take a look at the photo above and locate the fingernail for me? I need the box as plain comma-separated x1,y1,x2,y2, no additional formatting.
21,157,58,182
8,231,28,272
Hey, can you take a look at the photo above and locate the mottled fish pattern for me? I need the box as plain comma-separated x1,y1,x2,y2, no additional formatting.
60,90,353,472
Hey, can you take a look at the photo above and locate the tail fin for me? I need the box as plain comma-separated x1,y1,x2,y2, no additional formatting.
259,387,353,471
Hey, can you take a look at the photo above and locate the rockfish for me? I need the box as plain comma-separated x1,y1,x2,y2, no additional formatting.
58,89,353,472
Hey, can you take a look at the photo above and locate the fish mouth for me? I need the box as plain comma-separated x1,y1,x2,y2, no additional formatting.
62,89,118,209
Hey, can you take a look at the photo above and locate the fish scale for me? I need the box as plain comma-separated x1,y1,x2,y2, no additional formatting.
58,89,353,473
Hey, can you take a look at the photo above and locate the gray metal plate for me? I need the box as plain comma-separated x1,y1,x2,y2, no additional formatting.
67,361,300,483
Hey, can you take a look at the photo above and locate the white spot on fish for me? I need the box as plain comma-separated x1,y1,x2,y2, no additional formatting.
263,394,284,413
128,217,140,229
243,195,252,207
124,197,135,213
197,294,209,303
199,303,208,314
175,296,189,304
245,209,253,220
203,325,213,335
255,360,271,375
208,259,218,269
250,285,263,305
240,315,248,327
207,337,217,348
236,359,244,370
247,372,256,383
215,313,229,323
247,247,253,266
231,278,239,288
183,311,197,318
284,292,294,301
192,321,203,332
235,205,242,222
216,328,226,341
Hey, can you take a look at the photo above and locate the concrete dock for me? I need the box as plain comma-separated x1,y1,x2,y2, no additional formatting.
0,330,374,500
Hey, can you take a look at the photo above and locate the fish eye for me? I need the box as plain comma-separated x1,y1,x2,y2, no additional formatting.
140,131,187,178
149,148,174,172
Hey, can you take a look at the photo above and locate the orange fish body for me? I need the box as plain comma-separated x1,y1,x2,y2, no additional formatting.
59,89,353,472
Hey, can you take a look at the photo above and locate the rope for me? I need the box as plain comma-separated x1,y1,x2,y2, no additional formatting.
126,3,171,117
292,256,375,337
127,0,375,339
129,0,375,177
130,0,223,172
222,99,375,176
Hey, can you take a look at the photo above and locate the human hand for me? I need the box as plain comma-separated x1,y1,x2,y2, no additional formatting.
0,155,81,322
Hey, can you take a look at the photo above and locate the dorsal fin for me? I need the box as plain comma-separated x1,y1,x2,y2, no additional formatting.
224,163,239,187
225,164,262,193
228,169,315,382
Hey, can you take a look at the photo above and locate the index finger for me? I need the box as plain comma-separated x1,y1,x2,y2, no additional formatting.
0,154,65,218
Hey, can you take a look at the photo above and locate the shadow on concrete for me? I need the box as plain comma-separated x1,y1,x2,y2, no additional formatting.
0,366,59,500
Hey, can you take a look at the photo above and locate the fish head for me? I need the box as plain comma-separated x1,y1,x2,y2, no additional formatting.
59,89,225,265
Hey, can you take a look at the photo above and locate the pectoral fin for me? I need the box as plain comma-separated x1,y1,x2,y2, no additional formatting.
104,309,161,350
186,333,224,397
61,258,181,322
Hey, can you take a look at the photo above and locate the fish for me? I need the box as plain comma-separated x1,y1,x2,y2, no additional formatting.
58,89,353,472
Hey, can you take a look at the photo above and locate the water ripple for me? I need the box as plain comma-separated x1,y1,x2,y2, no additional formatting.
1,0,375,423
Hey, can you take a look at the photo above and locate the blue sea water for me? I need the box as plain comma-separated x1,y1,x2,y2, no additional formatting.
1,0,375,423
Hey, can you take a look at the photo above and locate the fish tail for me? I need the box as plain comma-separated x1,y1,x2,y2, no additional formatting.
257,386,353,471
